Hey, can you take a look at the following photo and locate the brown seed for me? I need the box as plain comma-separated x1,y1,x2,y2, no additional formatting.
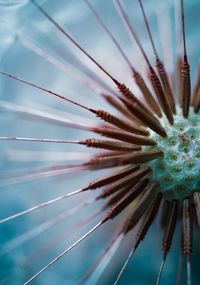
94,109,149,136
192,67,200,113
182,199,192,258
162,201,178,258
120,97,167,137
103,94,140,122
181,57,191,118
105,178,149,220
87,165,139,190
149,67,174,125
156,59,176,114
134,193,162,248
84,139,141,151
86,150,162,170
193,192,200,229
124,181,158,233
133,70,162,117
98,167,151,198
117,83,155,118
93,127,156,146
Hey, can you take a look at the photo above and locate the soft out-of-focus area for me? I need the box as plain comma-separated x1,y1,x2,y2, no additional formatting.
0,0,200,284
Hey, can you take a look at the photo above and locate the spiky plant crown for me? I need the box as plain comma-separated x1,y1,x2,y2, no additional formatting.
0,0,200,284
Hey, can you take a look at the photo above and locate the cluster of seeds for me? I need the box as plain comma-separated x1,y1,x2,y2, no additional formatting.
148,108,200,200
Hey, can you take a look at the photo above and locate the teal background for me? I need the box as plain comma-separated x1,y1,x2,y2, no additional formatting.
0,0,200,284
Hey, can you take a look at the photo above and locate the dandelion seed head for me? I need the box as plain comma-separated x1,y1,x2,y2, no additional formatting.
147,107,200,200
1,0,200,284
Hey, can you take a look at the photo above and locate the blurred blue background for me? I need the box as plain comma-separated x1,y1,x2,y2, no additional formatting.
0,0,200,284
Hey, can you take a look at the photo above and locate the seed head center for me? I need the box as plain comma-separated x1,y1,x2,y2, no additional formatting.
147,108,200,200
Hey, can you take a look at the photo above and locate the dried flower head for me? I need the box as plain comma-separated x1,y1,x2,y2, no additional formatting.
0,0,200,284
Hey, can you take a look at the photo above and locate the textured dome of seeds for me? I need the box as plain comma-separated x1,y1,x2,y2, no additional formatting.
147,108,200,200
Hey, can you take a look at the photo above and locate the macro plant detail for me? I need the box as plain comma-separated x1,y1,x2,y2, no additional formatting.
0,0,200,285
147,108,200,201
